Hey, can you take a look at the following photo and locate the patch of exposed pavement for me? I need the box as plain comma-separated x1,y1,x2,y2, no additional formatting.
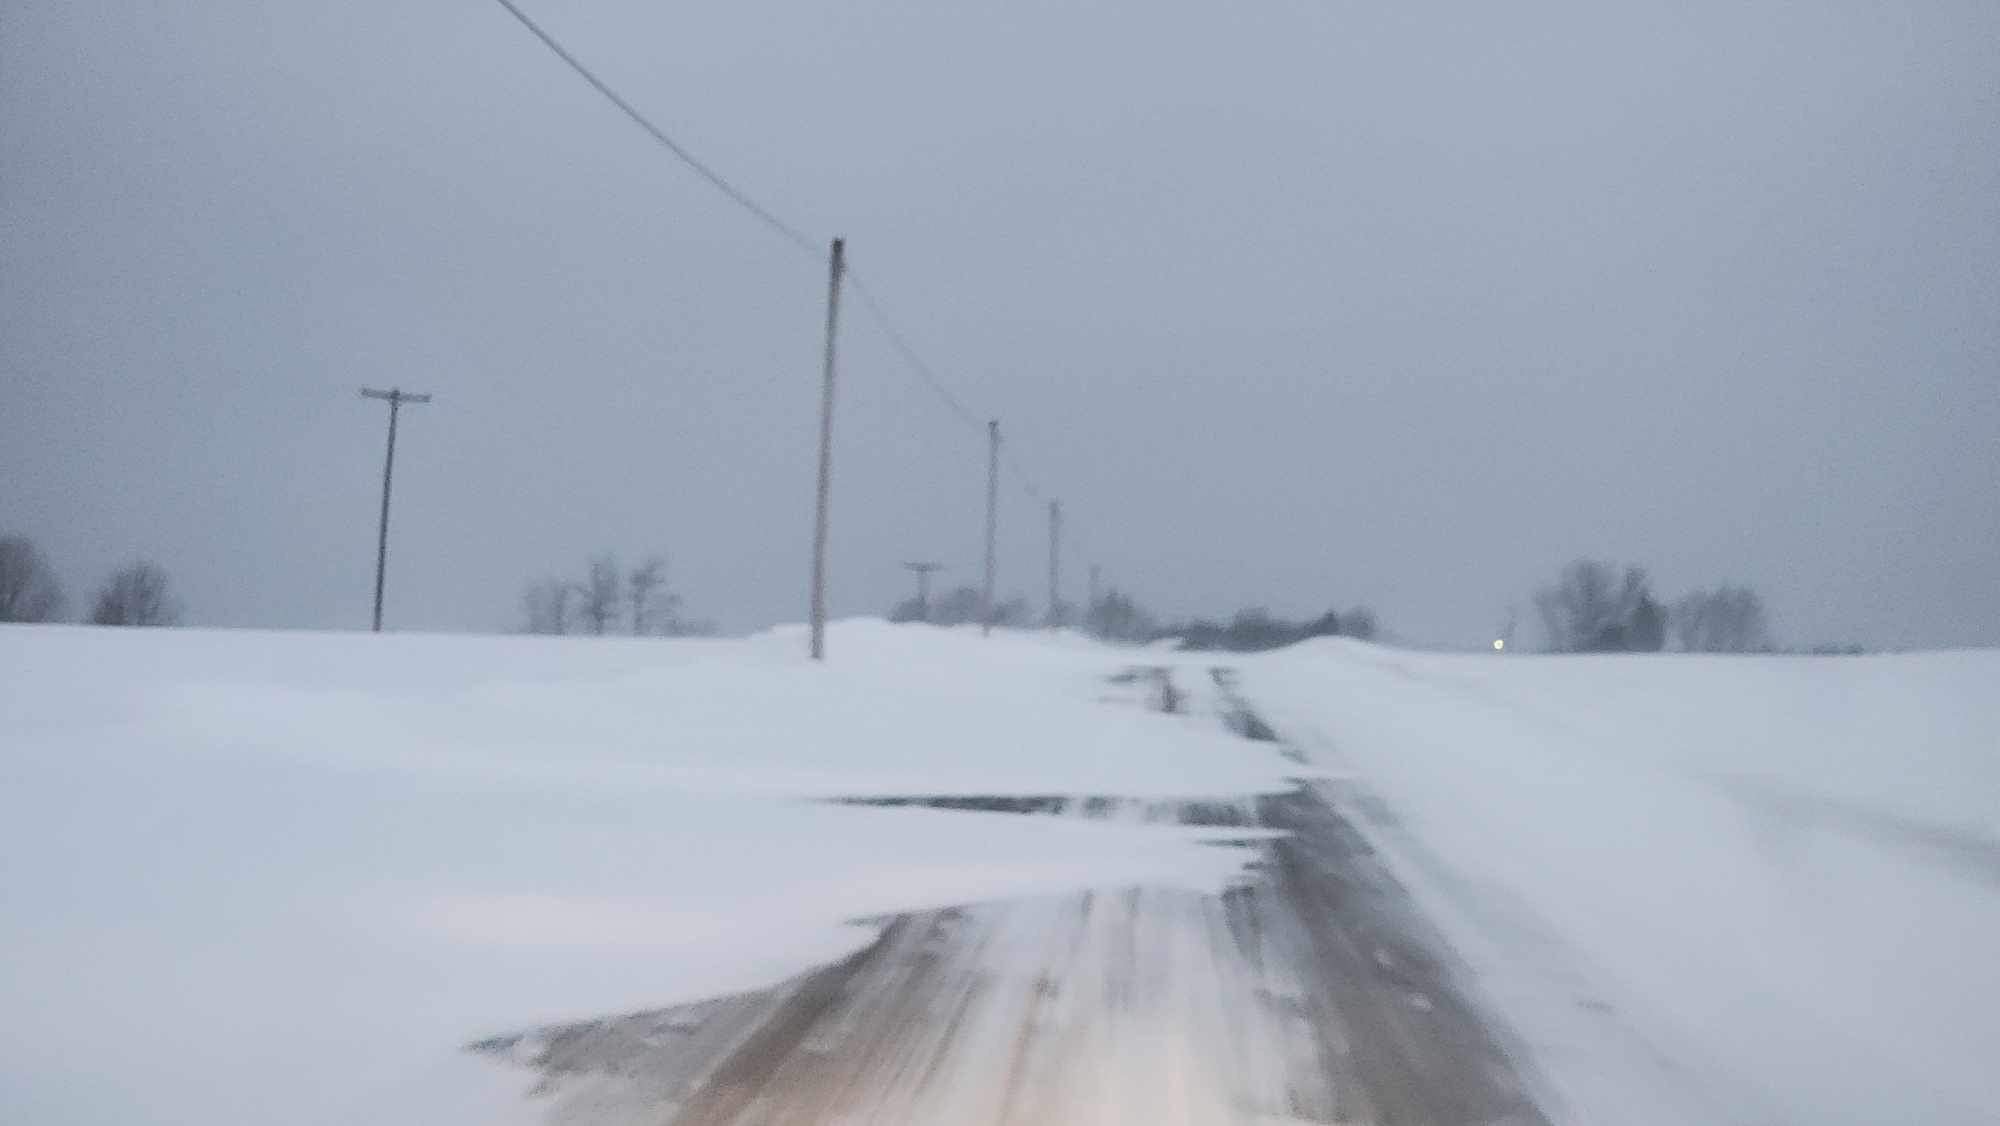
469,665,1551,1126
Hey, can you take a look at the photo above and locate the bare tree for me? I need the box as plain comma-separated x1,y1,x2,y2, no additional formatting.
662,615,720,638
990,594,1032,628
1672,585,1771,652
0,534,66,623
916,584,1028,629
1535,559,1662,652
627,555,680,635
1043,598,1075,630
524,553,695,637
1537,560,1616,652
89,561,180,626
1083,588,1155,643
576,554,621,636
1342,606,1380,641
522,576,571,635
929,584,984,626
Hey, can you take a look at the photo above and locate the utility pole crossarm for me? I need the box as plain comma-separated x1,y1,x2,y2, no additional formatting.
361,388,434,404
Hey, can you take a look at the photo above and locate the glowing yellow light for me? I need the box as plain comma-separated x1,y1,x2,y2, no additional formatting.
1493,639,1506,651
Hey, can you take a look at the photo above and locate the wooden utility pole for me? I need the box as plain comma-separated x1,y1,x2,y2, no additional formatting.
1088,564,1102,616
809,237,845,661
902,561,943,621
982,419,999,636
1046,499,1062,630
359,387,432,632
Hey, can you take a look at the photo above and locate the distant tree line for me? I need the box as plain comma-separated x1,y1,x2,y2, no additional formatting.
880,558,1872,657
887,580,1381,652
1,526,1865,657
1534,558,1782,653
888,585,1032,629
520,552,716,637
0,533,181,627
1158,604,1379,652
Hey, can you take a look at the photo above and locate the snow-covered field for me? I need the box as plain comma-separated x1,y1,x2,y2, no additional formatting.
3,621,1997,1124
1240,642,2000,1125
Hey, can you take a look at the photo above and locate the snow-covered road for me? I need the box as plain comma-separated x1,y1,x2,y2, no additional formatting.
473,668,1546,1125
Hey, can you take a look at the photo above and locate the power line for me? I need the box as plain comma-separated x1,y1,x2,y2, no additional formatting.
846,269,984,432
483,1,1015,456
486,0,819,256
1001,444,1043,501
486,2,994,444
478,0,1138,620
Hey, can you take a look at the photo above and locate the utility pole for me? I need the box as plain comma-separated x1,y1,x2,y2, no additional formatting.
1046,499,1062,630
982,419,999,636
902,561,943,622
359,387,432,632
1088,564,1102,617
809,237,846,661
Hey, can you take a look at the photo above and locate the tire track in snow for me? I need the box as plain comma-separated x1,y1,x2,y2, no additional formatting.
470,664,1551,1125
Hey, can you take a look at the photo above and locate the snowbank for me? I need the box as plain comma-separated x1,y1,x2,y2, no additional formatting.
1239,641,2000,1125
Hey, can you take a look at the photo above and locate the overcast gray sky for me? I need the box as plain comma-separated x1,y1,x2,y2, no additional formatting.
4,0,1996,649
